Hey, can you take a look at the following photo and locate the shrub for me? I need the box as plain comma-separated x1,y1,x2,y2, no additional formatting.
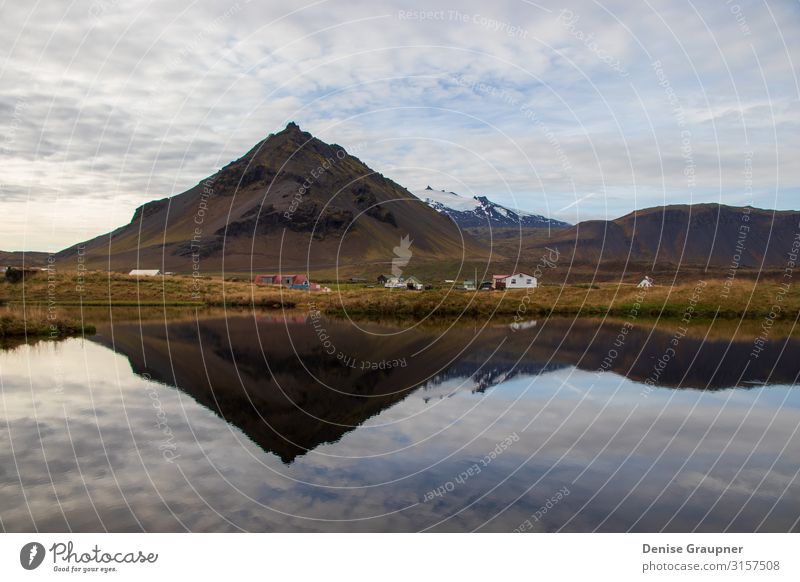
4,267,35,284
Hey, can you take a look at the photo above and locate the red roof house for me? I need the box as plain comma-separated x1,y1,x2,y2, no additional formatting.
254,274,311,288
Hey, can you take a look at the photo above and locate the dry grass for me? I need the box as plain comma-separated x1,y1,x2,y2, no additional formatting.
2,272,797,322
316,278,799,320
0,271,295,307
0,304,96,339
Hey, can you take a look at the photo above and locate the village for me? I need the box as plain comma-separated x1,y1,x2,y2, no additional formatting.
251,271,655,292
112,268,552,291
2,263,791,326
375,272,541,291
3,265,657,292
246,271,547,292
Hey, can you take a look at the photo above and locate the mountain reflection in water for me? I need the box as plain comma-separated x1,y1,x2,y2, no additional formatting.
0,312,798,532
93,314,799,463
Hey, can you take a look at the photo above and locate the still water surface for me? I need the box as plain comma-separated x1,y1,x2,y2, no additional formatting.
1,311,799,531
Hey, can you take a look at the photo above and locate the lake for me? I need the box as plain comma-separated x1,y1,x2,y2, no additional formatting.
1,309,799,532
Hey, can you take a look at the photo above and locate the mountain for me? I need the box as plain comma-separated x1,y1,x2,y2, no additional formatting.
55,123,487,273
0,250,49,268
525,203,800,269
94,313,800,463
43,122,798,275
417,186,569,229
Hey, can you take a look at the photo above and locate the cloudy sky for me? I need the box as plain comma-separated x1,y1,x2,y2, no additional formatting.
1,0,798,251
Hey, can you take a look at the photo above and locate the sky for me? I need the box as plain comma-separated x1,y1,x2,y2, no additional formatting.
1,0,798,251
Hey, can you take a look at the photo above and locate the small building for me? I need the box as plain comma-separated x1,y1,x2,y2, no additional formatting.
255,274,310,288
405,276,424,290
492,274,509,289
456,279,477,291
129,269,161,277
383,275,406,288
638,276,654,288
255,274,281,285
498,273,537,289
285,274,307,287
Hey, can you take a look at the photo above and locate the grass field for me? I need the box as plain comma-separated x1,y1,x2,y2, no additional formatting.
1,271,798,324
0,304,96,340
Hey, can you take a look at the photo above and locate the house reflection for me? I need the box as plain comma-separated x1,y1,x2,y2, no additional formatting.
93,314,800,463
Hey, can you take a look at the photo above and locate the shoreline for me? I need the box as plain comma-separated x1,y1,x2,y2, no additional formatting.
1,272,798,323
0,313,96,339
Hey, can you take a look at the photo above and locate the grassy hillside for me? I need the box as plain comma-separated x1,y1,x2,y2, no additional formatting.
504,204,800,269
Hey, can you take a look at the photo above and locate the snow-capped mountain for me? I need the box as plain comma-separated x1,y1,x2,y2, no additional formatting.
415,186,569,229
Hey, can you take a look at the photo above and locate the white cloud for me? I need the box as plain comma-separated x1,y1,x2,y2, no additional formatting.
1,0,798,249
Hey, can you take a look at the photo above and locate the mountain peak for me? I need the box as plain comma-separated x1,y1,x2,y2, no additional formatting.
274,121,310,141
231,121,328,172
283,120,302,132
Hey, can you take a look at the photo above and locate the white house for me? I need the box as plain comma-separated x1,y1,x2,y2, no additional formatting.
454,279,476,291
404,276,424,290
638,276,654,288
499,273,538,289
383,275,406,289
129,269,161,277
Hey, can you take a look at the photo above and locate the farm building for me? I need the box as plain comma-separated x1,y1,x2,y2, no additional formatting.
497,273,537,289
255,274,281,285
404,276,424,290
456,280,477,291
491,274,508,289
380,274,425,289
254,273,329,291
638,276,654,288
129,269,161,276
383,275,406,288
255,274,307,286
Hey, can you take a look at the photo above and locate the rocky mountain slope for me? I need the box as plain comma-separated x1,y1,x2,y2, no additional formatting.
55,123,487,273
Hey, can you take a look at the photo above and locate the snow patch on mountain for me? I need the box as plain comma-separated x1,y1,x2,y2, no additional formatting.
419,188,481,212
415,186,569,229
